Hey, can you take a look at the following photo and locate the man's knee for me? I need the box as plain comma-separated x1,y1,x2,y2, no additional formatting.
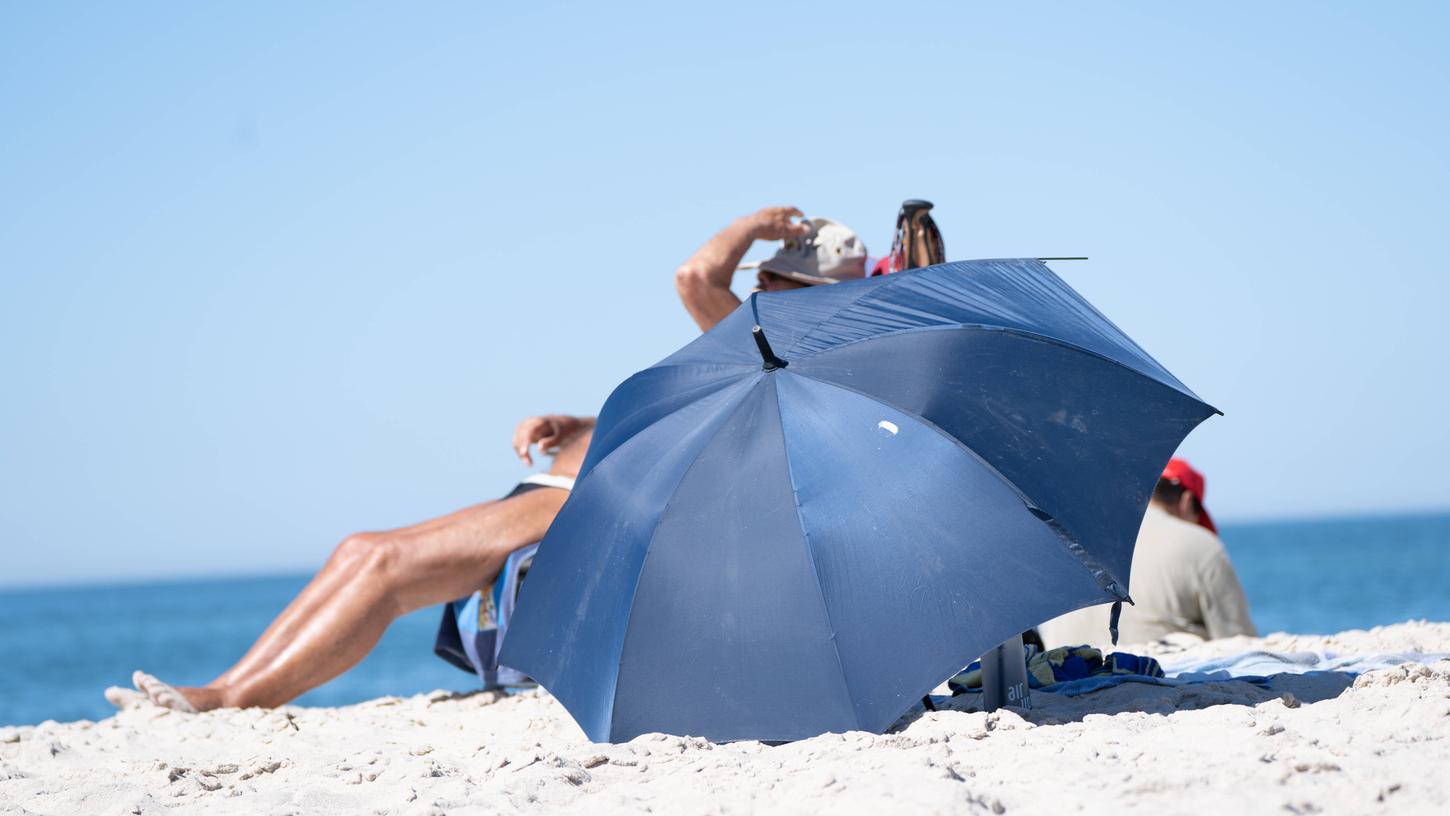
335,532,400,575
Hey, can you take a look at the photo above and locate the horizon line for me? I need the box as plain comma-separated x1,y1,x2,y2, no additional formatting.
3,505,1447,594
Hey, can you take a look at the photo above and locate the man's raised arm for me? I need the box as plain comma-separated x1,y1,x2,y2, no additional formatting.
674,206,809,332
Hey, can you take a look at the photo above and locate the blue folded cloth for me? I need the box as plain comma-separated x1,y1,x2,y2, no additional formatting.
1162,650,1450,681
948,645,1449,699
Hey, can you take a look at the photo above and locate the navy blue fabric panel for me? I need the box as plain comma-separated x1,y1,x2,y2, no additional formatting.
761,260,1200,402
499,375,763,742
433,602,475,675
610,376,857,742
580,361,756,477
792,328,1215,588
659,261,1205,406
774,374,1117,733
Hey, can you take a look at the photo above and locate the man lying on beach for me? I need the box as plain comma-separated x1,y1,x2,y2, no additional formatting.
1037,458,1257,646
110,205,868,713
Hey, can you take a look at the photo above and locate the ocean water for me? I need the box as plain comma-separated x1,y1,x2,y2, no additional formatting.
1218,512,1450,635
2,512,1447,727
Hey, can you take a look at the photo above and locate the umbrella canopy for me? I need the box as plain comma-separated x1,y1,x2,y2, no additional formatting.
499,259,1218,743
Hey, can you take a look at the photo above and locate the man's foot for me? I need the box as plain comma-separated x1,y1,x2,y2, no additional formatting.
131,671,205,713
103,686,147,710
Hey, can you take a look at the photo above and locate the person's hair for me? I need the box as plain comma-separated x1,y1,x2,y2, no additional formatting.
1152,477,1203,515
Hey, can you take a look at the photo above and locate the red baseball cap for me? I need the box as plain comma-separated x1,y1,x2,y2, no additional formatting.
1161,458,1217,534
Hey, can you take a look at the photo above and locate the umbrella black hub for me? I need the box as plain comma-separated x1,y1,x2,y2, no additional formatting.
752,326,788,371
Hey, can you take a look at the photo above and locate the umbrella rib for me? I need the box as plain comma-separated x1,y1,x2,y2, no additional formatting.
765,259,1203,403
772,259,1046,360
602,374,769,738
793,323,1216,410
637,361,760,375
785,369,1131,602
769,377,863,730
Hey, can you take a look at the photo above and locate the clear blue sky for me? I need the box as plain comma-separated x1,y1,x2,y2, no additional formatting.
3,2,1447,587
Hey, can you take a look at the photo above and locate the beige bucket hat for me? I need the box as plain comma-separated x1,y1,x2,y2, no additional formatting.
741,217,868,285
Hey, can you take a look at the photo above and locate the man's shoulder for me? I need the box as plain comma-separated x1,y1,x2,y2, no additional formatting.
1140,507,1229,560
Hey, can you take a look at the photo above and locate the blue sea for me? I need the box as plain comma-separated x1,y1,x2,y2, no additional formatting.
2,512,1447,727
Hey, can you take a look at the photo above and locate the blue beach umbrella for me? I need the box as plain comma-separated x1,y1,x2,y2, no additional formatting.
499,259,1218,743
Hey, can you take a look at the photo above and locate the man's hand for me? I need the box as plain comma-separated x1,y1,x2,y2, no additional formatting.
513,414,592,466
745,206,811,241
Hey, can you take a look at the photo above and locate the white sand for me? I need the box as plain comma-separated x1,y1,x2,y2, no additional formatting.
3,621,1448,815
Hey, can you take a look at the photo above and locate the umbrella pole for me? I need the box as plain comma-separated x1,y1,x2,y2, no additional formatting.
979,636,1032,712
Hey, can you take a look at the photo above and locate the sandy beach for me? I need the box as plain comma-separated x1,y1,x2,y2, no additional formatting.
1,622,1446,815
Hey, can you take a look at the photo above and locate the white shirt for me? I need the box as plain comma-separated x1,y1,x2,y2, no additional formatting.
1038,505,1257,647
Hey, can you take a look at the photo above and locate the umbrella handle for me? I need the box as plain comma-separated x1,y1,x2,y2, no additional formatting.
752,326,787,371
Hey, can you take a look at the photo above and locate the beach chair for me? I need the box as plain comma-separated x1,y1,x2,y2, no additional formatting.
433,542,539,690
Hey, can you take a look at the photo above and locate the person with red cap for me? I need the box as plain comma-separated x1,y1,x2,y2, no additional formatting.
1037,458,1256,647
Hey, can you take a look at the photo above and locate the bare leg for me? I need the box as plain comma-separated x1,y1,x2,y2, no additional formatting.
207,497,515,692
203,527,438,692
206,428,593,693
136,431,590,711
